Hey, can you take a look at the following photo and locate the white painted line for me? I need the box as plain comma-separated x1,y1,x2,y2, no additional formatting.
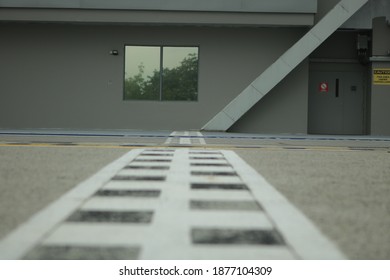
164,131,206,146
180,137,192,145
163,131,176,144
116,169,168,177
189,246,296,260
140,149,192,259
0,147,346,260
189,211,274,229
101,181,164,191
0,149,142,259
190,166,235,172
222,150,346,260
190,175,243,184
81,197,159,211
42,223,148,247
140,148,293,260
197,132,206,145
189,190,254,201
190,159,228,165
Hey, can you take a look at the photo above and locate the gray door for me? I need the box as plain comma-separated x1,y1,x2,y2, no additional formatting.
308,71,365,135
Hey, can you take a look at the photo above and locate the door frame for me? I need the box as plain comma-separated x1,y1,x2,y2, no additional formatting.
308,60,370,135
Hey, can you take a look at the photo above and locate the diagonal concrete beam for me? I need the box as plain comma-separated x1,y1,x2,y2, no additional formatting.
202,0,370,131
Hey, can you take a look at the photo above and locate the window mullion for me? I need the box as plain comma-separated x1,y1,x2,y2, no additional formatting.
160,47,164,101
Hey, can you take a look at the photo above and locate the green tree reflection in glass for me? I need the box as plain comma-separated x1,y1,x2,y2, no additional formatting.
124,46,160,100
124,46,198,101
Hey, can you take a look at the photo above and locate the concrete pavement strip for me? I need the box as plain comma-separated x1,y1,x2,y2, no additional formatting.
0,148,345,260
0,131,389,259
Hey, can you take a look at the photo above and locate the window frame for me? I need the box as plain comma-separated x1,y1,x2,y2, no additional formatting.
123,44,200,102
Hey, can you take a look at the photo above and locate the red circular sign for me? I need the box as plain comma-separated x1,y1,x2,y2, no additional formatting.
319,82,329,92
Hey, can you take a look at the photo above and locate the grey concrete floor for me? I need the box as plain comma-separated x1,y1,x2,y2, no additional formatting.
0,146,127,239
0,131,389,259
237,149,390,260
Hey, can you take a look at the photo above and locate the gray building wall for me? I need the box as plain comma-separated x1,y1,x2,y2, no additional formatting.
316,0,390,29
0,0,317,13
371,17,390,136
315,0,340,23
314,0,390,136
2,1,388,135
229,61,308,134
0,8,314,27
372,17,390,56
0,23,307,131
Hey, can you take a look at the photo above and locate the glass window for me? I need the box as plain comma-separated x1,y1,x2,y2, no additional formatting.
162,47,198,101
124,46,160,100
124,46,198,101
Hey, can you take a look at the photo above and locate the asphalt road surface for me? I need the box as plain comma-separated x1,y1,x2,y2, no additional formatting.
0,130,389,259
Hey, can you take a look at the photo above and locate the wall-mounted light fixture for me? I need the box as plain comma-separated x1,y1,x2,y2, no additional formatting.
110,50,119,56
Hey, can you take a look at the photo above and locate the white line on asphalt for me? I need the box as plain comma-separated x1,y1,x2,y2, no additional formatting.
0,148,346,260
179,137,192,145
164,131,206,145
223,151,346,259
0,149,143,259
164,133,173,144
197,132,206,145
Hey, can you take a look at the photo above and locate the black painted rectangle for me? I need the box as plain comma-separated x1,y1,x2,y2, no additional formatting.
23,245,140,260
140,153,174,157
189,151,222,155
190,200,262,211
96,190,161,197
190,157,224,160
191,163,231,167
124,165,169,170
192,228,284,245
191,183,247,190
112,175,166,181
134,159,172,162
67,210,153,223
191,171,238,176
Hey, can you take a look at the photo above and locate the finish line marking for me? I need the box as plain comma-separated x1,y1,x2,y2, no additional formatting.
164,131,206,146
0,148,345,260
